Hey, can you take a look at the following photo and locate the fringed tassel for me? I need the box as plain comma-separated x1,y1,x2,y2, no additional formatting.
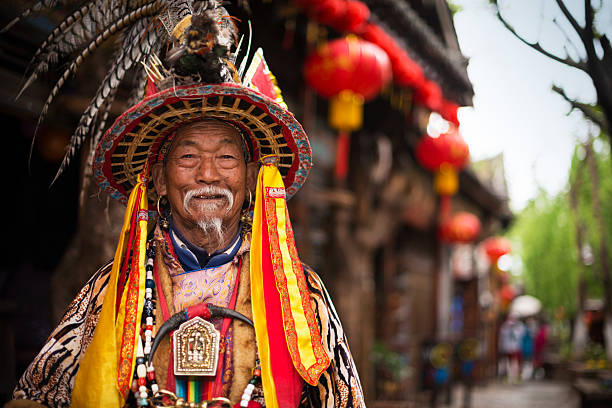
250,158,330,408
72,170,150,407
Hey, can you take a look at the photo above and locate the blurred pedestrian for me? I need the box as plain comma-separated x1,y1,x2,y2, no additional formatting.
521,318,536,380
534,318,550,379
499,313,526,383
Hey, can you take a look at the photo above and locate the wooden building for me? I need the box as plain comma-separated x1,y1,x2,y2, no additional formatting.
0,0,512,405
241,1,512,404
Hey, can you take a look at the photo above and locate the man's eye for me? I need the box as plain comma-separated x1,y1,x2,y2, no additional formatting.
220,154,236,159
174,154,200,167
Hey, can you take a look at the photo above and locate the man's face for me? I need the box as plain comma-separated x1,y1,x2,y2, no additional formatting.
152,120,256,244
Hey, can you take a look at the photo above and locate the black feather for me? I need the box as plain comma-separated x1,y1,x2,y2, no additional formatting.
53,16,162,182
5,0,244,178
20,0,157,96
0,0,64,34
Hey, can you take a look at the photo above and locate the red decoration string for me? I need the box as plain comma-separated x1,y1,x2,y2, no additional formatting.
439,194,451,224
335,131,350,181
295,0,460,125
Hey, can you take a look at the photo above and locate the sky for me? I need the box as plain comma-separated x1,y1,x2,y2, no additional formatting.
451,0,611,211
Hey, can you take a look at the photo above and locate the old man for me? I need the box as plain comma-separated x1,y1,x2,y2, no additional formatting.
6,2,364,408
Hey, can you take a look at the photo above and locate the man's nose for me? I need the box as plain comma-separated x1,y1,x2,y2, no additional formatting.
196,156,221,184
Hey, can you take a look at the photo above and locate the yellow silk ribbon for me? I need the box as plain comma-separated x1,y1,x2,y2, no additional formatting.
72,172,149,407
249,167,276,408
250,161,330,408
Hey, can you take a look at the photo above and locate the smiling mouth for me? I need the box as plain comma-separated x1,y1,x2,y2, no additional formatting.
194,195,226,200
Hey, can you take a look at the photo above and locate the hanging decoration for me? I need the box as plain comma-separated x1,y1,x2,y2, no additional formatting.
439,211,481,243
293,0,460,125
499,284,516,309
483,236,511,264
304,36,392,181
415,126,470,220
414,79,443,113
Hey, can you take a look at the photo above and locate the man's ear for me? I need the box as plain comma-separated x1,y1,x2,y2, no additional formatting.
151,163,167,196
246,161,258,192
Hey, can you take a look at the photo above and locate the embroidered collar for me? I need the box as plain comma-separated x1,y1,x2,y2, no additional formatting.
168,219,243,271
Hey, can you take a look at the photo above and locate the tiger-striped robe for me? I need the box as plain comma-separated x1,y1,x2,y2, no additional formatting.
10,233,365,408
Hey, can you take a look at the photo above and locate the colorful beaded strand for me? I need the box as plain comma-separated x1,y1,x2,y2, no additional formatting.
133,244,158,406
237,362,262,408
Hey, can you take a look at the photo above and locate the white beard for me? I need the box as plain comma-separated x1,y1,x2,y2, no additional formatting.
196,218,224,245
183,186,234,243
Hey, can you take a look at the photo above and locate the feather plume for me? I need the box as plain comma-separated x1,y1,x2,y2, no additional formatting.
19,1,157,99
126,65,149,107
3,0,248,179
16,4,93,99
82,85,118,177
34,1,163,163
173,0,194,21
53,14,163,181
0,0,67,34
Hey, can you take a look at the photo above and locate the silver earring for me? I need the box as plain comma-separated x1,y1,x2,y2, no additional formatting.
157,195,170,230
241,190,253,224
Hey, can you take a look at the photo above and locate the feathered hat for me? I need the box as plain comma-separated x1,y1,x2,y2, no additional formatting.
6,0,311,197
6,1,328,407
93,14,312,204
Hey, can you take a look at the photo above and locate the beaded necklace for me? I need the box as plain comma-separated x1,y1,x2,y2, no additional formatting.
129,240,264,408
131,245,159,406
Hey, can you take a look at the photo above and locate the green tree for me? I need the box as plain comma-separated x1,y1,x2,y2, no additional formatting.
508,135,612,317
509,189,579,314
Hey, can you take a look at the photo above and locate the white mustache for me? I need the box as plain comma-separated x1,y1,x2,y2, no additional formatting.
183,186,234,215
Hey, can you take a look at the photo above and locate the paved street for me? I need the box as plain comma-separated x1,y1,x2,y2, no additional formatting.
451,380,580,408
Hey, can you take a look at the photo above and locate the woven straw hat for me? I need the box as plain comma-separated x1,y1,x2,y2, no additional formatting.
93,59,312,206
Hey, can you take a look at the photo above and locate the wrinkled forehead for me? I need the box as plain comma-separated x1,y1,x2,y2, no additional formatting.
158,118,252,163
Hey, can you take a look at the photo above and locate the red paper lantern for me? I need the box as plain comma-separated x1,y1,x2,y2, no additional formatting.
415,127,469,196
440,212,481,243
361,23,425,87
304,36,391,180
415,128,470,171
294,1,460,124
483,236,511,262
304,37,392,101
298,0,370,33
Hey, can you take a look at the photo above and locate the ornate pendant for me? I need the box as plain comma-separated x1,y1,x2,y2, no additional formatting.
173,316,220,376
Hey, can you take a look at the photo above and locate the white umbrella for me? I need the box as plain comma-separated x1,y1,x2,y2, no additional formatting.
510,295,542,318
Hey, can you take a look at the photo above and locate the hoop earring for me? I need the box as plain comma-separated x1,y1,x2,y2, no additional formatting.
241,190,253,225
157,195,170,230
246,189,253,209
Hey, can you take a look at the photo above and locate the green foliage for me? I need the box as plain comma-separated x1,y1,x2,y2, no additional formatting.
508,189,579,314
508,134,612,316
584,342,607,362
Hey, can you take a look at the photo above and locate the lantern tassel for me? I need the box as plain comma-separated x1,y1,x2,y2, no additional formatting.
335,131,350,182
439,194,451,224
